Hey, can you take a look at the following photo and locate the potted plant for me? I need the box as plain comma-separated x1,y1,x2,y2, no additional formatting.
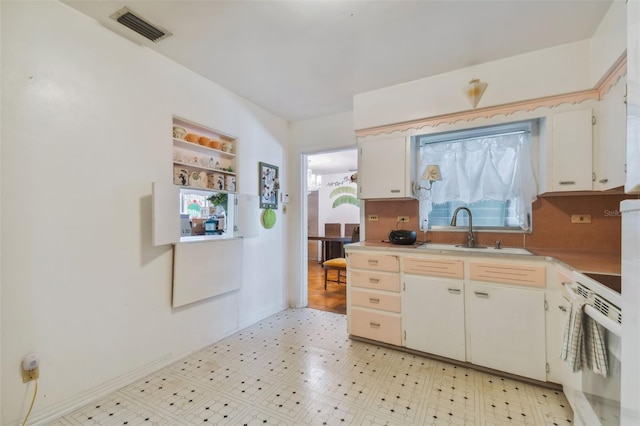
207,192,228,214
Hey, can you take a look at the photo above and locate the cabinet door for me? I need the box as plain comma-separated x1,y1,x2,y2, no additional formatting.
403,275,466,361
152,182,180,246
467,282,546,381
594,79,627,190
552,109,593,191
236,193,259,237
358,136,409,199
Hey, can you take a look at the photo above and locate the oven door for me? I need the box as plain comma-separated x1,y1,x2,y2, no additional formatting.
560,284,622,426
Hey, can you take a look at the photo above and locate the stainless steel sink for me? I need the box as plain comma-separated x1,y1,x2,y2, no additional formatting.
418,243,532,255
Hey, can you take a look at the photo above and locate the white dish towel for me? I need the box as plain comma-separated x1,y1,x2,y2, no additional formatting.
560,298,609,378
561,298,586,372
583,309,609,378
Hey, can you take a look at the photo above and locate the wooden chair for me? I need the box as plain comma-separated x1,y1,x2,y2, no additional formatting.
324,223,341,237
322,225,360,290
324,223,342,260
344,223,359,241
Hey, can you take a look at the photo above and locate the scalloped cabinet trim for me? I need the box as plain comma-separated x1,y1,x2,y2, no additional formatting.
356,54,627,138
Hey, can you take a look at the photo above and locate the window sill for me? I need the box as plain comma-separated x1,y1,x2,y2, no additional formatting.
429,226,531,234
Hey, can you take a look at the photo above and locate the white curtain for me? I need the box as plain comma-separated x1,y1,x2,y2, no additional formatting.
419,132,537,230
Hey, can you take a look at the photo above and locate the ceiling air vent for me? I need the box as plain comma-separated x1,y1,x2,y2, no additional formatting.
109,7,172,43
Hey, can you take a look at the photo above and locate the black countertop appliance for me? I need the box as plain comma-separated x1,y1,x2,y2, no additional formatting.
388,230,417,245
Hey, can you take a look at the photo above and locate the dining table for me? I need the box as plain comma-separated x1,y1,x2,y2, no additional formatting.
308,235,351,263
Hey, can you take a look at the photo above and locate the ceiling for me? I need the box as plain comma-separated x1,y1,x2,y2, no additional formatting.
308,149,358,176
62,0,612,123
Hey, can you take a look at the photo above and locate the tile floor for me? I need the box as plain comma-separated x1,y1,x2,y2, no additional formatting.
52,309,573,425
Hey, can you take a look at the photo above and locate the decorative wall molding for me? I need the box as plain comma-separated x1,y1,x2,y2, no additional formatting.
356,53,627,138
596,53,627,99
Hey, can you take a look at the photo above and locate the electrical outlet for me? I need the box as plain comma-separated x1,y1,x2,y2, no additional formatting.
368,215,379,221
397,216,410,223
571,214,592,224
22,367,39,383
22,353,40,383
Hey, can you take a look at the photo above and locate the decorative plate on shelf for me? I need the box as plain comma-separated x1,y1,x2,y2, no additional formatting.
190,171,208,188
262,208,276,229
173,167,189,186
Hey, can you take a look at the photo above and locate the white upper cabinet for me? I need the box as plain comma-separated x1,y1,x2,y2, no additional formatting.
550,108,594,192
594,78,627,191
357,136,414,199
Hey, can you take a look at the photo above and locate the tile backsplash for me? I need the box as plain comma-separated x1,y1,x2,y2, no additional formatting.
364,192,639,252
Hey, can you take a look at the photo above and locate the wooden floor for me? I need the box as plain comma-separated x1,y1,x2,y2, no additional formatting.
307,260,346,315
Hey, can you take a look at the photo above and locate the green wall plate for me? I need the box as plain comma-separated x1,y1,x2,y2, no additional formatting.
262,209,276,229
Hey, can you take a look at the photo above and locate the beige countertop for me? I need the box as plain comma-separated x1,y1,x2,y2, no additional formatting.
526,248,621,275
347,241,621,276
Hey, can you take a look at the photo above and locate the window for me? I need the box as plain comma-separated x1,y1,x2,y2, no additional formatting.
179,189,235,238
415,121,537,232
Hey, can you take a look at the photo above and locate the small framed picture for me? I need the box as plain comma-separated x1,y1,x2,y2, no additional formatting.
259,162,278,209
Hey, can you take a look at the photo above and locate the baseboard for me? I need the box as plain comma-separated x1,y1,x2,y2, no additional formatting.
239,303,287,330
17,353,175,426
16,305,288,426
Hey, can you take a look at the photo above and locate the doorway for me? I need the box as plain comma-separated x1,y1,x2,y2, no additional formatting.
305,149,359,314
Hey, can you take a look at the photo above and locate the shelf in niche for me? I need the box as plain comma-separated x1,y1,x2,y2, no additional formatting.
176,184,237,195
173,116,236,141
180,235,240,243
173,161,236,175
173,139,236,158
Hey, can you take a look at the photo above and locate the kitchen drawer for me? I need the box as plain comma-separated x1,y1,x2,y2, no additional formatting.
470,262,545,288
404,257,464,279
349,253,399,272
350,270,400,292
351,307,402,346
351,288,401,313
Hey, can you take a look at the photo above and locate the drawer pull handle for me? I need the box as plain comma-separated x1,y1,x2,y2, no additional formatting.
474,291,489,298
447,288,461,295
599,178,609,184
369,278,380,283
559,305,567,312
390,189,401,193
558,181,576,185
369,322,381,328
369,297,380,303
368,260,379,265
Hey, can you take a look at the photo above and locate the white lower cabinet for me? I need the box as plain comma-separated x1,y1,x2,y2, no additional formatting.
351,307,402,346
347,252,402,346
403,275,466,361
346,248,553,383
467,282,547,381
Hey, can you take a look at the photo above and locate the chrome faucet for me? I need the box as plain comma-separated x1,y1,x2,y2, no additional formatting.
450,207,475,248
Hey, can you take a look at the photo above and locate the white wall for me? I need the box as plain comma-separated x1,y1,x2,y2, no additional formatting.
317,172,360,237
0,0,3,420
353,40,593,130
353,1,627,132
0,2,287,424
287,112,356,307
590,0,627,85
